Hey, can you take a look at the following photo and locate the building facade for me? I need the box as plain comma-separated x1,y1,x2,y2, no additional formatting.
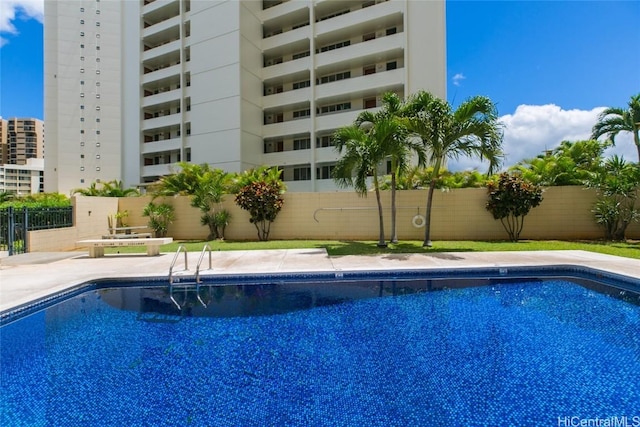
46,0,446,194
0,118,44,166
0,158,45,195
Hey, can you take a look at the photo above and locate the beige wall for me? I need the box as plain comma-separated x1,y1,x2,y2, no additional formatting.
25,188,640,252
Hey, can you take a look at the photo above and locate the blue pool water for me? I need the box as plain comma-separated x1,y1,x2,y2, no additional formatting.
1,275,639,426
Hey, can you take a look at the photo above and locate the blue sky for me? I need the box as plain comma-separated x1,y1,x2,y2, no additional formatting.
1,0,639,169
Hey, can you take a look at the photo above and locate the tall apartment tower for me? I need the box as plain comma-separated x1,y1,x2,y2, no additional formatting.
46,0,445,194
0,118,45,165
44,0,122,194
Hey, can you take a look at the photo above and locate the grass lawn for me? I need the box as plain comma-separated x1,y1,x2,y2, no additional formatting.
104,239,640,259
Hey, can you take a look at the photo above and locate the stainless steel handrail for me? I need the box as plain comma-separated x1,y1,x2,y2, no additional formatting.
195,244,212,307
168,245,188,309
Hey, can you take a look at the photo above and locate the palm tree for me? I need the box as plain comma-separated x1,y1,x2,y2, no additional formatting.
71,180,139,197
356,93,425,243
404,91,504,246
591,94,640,162
333,124,388,247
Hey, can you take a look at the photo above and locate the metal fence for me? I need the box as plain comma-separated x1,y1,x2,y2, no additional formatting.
0,206,74,255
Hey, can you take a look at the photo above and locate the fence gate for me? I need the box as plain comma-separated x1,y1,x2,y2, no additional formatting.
0,206,73,256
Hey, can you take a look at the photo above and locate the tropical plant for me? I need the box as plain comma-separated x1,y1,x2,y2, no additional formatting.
591,93,640,162
235,180,284,241
486,173,544,242
584,156,640,241
0,193,70,209
511,140,606,186
151,163,233,239
201,209,231,240
142,202,175,237
72,180,139,197
356,92,426,243
403,90,504,246
332,122,389,247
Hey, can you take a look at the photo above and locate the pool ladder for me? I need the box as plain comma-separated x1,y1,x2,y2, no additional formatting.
168,244,212,310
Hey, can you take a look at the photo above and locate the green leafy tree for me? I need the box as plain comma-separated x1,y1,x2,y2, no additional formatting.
403,91,504,246
142,202,175,237
152,163,232,240
72,180,139,197
585,156,640,241
0,193,70,209
235,168,285,241
356,93,425,243
486,173,544,242
511,140,606,186
591,93,640,162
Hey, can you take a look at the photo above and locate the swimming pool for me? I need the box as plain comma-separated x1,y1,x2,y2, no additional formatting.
1,267,639,426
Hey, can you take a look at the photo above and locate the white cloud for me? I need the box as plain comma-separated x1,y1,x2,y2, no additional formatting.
447,104,637,171
452,73,466,87
0,0,43,46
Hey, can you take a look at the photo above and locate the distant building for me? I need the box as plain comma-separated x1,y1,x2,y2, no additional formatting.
0,118,44,165
0,158,45,195
45,0,446,195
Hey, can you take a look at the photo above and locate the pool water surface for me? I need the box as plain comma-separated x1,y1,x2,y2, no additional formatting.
1,277,639,426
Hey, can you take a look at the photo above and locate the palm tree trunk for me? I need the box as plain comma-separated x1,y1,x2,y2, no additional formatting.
634,130,640,163
423,160,442,247
390,171,398,244
373,176,387,248
423,180,436,247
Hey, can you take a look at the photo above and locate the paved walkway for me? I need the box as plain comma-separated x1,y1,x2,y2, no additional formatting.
1,249,639,313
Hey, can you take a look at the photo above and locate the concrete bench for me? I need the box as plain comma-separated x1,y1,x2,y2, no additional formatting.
102,232,153,239
76,237,173,258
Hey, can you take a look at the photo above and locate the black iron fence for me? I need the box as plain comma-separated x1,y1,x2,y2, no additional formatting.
0,206,73,255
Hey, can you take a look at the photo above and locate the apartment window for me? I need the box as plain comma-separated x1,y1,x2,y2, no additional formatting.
96,118,100,123
316,135,335,148
80,44,84,48
80,7,84,12
292,51,310,60
292,80,310,90
363,65,376,75
80,154,85,159
293,109,310,119
96,58,100,62
96,167,101,171
264,140,284,153
80,166,85,171
96,22,100,26
319,102,351,114
80,19,84,24
80,32,84,36
80,141,85,146
80,68,85,73
318,71,350,84
363,1,375,7
80,105,85,109
80,93,85,97
96,10,100,14
80,56,84,61
386,61,397,71
96,154,100,159
317,165,335,179
80,179,85,183
80,130,85,134
80,117,85,122
319,40,350,53
96,34,100,38
364,98,377,109
96,94,100,99
293,138,311,150
96,130,100,135
293,167,311,181
96,81,100,86
96,106,100,111
386,27,397,36
96,70,100,74
363,32,375,42
96,46,100,50
96,142,100,147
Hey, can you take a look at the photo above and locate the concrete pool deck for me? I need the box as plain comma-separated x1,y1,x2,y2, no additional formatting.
1,249,639,313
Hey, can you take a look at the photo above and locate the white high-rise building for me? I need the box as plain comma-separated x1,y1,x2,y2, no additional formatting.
46,0,446,194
